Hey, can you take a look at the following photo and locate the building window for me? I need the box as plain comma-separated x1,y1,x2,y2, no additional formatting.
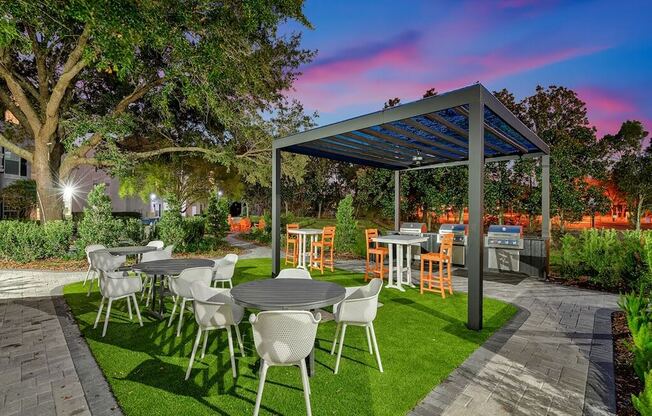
4,150,20,175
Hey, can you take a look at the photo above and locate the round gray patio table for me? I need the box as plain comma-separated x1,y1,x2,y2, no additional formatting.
107,245,158,256
230,278,346,376
131,258,215,319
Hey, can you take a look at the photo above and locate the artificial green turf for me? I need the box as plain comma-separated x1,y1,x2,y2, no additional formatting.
63,259,517,416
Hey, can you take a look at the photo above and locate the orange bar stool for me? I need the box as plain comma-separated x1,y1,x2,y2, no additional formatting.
285,223,300,266
365,229,388,281
420,233,454,298
310,226,336,274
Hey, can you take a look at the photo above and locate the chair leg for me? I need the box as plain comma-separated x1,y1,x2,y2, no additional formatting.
329,246,334,272
420,258,425,294
146,281,154,307
299,359,312,416
168,296,179,327
176,298,187,337
94,297,105,329
87,273,94,297
369,322,383,373
228,280,233,289
334,323,347,374
439,261,446,299
234,324,245,357
253,360,269,416
365,252,370,281
185,328,202,380
319,246,325,274
83,265,91,285
365,325,373,354
447,261,453,294
126,296,133,320
102,298,113,337
226,326,237,378
201,329,210,358
132,294,143,326
330,322,341,355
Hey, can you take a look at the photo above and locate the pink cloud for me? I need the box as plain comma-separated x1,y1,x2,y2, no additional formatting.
575,86,649,137
577,87,636,114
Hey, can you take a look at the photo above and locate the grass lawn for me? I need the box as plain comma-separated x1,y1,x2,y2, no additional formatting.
63,259,517,416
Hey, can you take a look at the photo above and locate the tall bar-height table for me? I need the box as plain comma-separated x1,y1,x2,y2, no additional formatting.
373,234,428,291
287,228,323,270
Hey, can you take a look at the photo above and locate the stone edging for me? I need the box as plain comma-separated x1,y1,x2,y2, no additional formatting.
52,294,124,416
583,307,618,416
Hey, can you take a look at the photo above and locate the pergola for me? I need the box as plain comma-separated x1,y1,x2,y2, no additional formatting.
271,83,550,330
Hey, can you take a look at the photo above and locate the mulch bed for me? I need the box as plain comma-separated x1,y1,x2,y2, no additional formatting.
0,247,244,272
545,273,620,294
612,310,644,416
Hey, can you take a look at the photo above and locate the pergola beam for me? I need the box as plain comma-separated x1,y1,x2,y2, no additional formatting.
361,128,458,161
332,134,442,164
424,112,506,154
380,123,468,158
403,151,545,171
454,106,529,154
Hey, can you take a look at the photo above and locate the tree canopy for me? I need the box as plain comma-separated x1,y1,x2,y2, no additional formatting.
0,0,313,220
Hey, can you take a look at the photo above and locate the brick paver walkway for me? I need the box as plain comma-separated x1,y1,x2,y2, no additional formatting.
0,270,121,416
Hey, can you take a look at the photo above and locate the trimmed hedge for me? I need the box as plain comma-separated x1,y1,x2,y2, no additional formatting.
0,220,73,262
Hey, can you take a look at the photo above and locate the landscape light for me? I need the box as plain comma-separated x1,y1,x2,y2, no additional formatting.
150,193,157,200
217,190,223,197
63,184,76,200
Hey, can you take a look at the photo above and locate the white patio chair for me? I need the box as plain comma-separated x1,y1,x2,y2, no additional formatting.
185,281,245,380
276,268,312,279
330,278,383,374
212,254,238,288
250,310,321,416
84,244,106,296
146,240,165,250
90,250,143,337
140,246,174,305
168,267,213,337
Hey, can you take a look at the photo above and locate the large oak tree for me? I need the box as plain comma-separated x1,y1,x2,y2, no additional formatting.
0,0,312,220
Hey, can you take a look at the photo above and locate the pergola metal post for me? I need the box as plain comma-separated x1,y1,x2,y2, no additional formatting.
394,170,401,230
467,97,485,330
271,148,281,276
541,155,551,239
541,154,551,277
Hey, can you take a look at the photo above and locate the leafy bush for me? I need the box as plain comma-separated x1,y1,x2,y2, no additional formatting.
120,218,145,244
633,369,652,415
183,216,206,249
0,220,73,262
552,229,652,291
76,184,123,250
0,179,37,218
205,191,229,240
620,290,652,384
335,195,358,253
157,196,186,249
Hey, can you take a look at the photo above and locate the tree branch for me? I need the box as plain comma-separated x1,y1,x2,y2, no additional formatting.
43,24,91,140
74,78,165,157
0,65,42,135
26,26,50,108
0,132,33,163
0,88,31,130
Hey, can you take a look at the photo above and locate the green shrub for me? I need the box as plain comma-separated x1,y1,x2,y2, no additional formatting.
183,216,206,249
157,196,185,249
632,324,652,381
120,218,144,244
76,184,123,250
205,192,229,241
558,233,580,278
0,220,73,262
42,221,74,258
335,195,358,253
633,370,652,416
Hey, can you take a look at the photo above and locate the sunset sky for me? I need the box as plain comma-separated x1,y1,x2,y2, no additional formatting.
284,0,652,138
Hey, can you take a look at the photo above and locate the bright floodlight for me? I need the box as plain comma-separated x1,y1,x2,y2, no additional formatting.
150,193,157,200
217,190,223,197
63,185,76,199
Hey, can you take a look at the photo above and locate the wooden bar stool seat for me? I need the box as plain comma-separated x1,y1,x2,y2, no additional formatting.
420,233,454,298
365,229,388,281
285,223,300,266
310,226,336,274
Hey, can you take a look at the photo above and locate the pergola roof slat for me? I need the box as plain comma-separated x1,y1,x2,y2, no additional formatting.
275,83,548,170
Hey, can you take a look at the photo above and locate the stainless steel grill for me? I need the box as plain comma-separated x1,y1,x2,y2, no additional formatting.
485,225,524,271
399,222,427,234
437,224,468,265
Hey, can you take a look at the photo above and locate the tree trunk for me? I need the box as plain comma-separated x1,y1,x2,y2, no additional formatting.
636,197,643,231
317,201,322,219
458,207,464,224
32,142,63,222
591,214,595,228
559,211,565,233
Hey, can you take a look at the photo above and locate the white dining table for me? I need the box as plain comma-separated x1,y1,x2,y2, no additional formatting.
287,228,323,269
373,234,428,291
